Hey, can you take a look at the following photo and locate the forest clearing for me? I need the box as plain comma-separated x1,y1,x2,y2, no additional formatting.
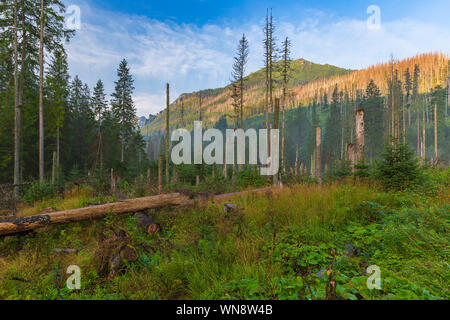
0,0,449,303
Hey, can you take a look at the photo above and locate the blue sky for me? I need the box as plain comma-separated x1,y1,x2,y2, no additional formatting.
63,0,450,117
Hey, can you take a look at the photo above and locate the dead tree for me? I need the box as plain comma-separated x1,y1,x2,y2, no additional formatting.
347,143,355,171
134,212,161,234
355,109,365,164
158,155,163,194
166,83,170,185
315,126,322,186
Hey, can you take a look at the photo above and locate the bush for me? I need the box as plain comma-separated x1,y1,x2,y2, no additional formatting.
375,140,422,191
23,181,57,203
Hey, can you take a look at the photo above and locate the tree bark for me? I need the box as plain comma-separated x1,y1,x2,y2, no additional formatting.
347,143,355,171
315,126,322,186
166,83,170,185
13,0,20,198
158,155,163,194
355,109,365,163
39,0,45,182
422,103,426,163
0,194,188,236
134,212,161,234
0,187,282,237
434,103,438,163
273,98,280,185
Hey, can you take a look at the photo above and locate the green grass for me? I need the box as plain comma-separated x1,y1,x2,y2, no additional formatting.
0,170,448,300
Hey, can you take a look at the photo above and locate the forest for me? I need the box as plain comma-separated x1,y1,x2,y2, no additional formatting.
0,2,448,301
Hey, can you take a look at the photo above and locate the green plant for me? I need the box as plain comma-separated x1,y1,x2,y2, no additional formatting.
23,181,58,203
375,139,422,191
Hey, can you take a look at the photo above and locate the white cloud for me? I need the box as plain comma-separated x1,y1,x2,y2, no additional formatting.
65,1,450,117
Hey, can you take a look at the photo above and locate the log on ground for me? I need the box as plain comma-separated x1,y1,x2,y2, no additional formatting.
0,193,188,236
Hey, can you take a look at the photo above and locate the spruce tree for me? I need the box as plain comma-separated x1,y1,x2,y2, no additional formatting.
111,59,137,163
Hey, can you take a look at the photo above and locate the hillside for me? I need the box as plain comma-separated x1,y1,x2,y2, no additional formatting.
141,58,351,133
141,52,449,135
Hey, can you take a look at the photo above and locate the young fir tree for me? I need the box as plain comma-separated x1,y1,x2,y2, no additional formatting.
111,59,137,163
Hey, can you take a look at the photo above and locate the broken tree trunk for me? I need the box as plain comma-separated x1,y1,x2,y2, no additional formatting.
158,155,163,194
134,211,161,234
315,126,322,186
347,143,355,171
0,186,283,237
355,109,365,164
434,103,438,163
0,193,188,236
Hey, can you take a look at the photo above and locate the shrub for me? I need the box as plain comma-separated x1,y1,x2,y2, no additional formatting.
23,181,57,203
375,140,422,191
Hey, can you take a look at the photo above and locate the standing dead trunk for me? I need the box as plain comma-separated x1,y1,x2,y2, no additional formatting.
147,168,151,185
281,100,286,174
272,98,280,186
422,104,426,163
355,109,365,164
434,103,438,163
51,151,56,184
223,164,227,179
166,84,170,185
110,168,116,193
347,143,355,172
417,104,420,157
403,96,406,143
38,0,45,182
315,126,322,186
158,155,163,194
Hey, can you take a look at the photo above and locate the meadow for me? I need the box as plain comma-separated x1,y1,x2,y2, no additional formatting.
0,166,448,300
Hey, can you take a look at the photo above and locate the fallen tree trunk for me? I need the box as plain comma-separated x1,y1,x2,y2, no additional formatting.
0,193,188,236
0,187,282,237
134,212,161,234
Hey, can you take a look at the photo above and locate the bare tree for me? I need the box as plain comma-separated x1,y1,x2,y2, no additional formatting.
280,37,292,173
166,83,170,185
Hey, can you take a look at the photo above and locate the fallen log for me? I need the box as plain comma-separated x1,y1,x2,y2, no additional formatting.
0,193,188,236
134,211,161,234
0,186,282,237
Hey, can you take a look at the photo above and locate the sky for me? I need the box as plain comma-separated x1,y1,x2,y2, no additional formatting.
63,0,450,117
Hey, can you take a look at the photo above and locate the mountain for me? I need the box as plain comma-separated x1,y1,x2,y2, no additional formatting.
141,52,448,136
138,114,157,128
141,58,351,134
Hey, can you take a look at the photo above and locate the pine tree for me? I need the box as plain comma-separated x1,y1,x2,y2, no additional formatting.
363,80,385,159
323,84,342,168
92,80,108,173
46,46,69,177
111,59,137,163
